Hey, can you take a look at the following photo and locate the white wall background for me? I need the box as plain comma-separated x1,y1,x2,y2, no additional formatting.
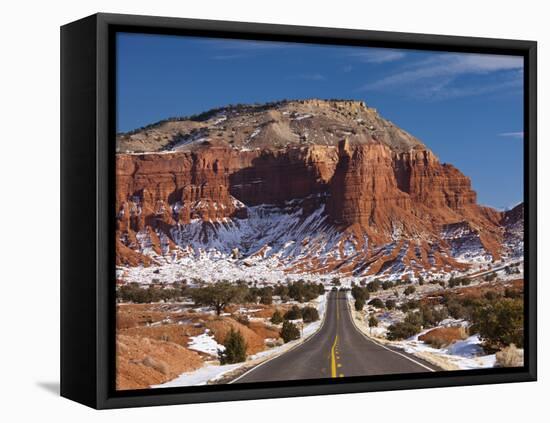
1,0,546,420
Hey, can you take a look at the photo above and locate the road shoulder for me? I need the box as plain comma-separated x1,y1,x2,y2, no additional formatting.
346,296,444,372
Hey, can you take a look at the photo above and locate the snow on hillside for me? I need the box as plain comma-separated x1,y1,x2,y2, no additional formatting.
118,198,511,285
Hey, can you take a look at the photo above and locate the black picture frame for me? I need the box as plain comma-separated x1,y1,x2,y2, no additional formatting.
61,12,537,409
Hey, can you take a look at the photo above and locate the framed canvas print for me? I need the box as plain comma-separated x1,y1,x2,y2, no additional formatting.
60,13,537,409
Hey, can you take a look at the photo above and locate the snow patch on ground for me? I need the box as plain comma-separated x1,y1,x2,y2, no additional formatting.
397,333,496,370
152,362,242,388
187,329,225,356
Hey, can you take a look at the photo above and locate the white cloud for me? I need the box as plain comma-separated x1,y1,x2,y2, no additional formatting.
361,53,523,96
351,49,406,64
499,131,524,139
288,73,326,81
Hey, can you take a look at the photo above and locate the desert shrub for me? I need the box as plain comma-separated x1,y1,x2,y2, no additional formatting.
448,277,468,288
331,277,341,286
404,286,416,296
117,284,187,304
484,291,499,301
368,298,385,308
355,297,365,311
274,284,289,298
260,293,273,305
244,290,259,304
270,310,283,325
470,297,524,350
301,306,319,323
351,285,369,301
367,279,381,292
382,280,394,290
288,280,321,303
368,315,379,328
191,281,247,315
385,299,396,310
420,305,449,327
495,344,524,367
504,287,522,299
284,305,302,320
399,302,410,313
317,283,326,295
405,311,424,327
399,299,420,313
447,300,468,320
387,321,420,340
219,328,247,364
280,321,301,343
418,276,425,286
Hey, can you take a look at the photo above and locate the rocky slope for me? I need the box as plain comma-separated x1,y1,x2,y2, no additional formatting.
115,99,523,280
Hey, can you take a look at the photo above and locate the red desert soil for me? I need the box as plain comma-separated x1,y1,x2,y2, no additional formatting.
419,326,468,347
120,323,205,348
205,317,269,355
116,335,202,390
247,321,281,341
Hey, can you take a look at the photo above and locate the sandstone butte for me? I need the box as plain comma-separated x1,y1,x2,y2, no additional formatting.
114,99,521,277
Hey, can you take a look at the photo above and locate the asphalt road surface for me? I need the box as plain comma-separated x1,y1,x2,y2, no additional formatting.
232,290,440,383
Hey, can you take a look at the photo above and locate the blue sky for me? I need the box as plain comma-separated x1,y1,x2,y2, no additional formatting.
117,33,524,210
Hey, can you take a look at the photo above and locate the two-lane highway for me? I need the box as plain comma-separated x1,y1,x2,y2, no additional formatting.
232,290,439,383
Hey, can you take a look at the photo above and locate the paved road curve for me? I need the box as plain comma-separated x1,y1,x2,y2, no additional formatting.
232,290,439,383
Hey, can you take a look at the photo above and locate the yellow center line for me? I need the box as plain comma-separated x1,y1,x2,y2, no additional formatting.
331,334,339,377
330,292,343,378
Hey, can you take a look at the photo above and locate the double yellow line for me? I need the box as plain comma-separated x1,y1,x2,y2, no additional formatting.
330,292,343,378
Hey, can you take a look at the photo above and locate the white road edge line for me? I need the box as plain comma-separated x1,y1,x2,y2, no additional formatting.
345,296,437,373
229,291,332,384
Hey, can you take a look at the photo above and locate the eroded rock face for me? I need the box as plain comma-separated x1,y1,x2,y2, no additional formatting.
229,145,339,207
114,99,516,275
116,148,256,233
327,141,413,236
393,149,477,210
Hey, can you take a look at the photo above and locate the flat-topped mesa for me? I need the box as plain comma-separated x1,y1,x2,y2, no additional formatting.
116,98,425,154
114,100,513,273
